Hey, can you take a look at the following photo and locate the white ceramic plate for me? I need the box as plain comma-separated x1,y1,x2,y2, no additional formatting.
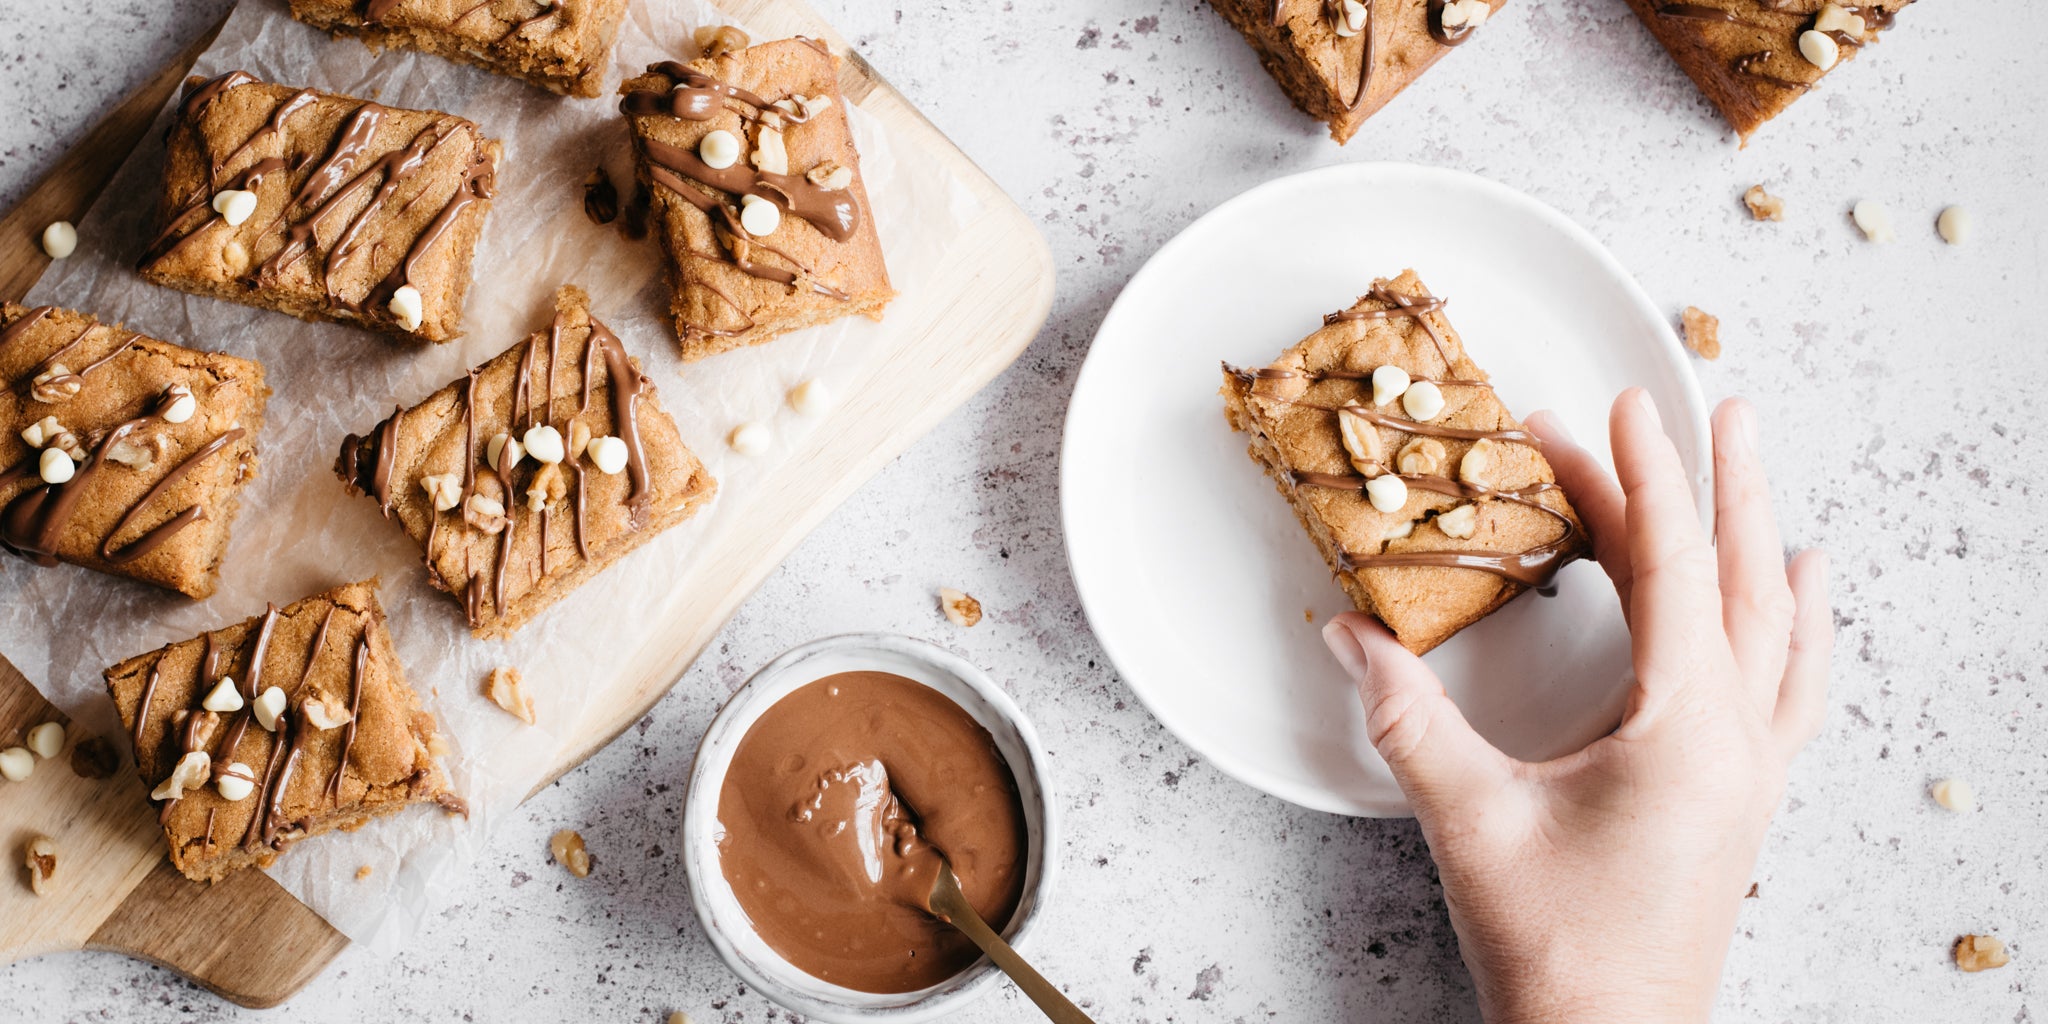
1061,163,1711,817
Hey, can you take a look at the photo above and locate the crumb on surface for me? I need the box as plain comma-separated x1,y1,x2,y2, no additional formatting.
356,864,373,880
940,587,983,627
1743,184,1785,221
1954,934,2010,972
1681,306,1721,361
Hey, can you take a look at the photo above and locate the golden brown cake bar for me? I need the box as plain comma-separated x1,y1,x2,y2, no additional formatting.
0,303,268,599
1620,1,1913,141
619,38,893,360
1220,269,1589,654
288,0,630,98
334,285,716,639
1207,0,1507,144
139,72,501,343
103,580,452,883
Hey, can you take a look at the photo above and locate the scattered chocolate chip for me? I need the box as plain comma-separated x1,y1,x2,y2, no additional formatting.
68,736,120,779
583,168,619,225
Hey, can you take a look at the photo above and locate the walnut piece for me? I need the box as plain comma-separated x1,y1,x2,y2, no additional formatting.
485,666,537,725
24,834,55,896
1458,438,1498,489
356,864,374,880
939,588,983,627
303,694,355,732
551,829,592,877
1681,306,1721,361
1954,934,2010,973
464,493,510,535
525,463,566,512
1742,184,1785,222
30,365,81,405
694,24,749,58
1396,437,1447,476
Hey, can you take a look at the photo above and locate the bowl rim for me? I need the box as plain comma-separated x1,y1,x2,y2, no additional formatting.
680,631,1059,1023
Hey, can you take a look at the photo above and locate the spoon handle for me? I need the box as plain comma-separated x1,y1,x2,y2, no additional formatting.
931,882,1096,1024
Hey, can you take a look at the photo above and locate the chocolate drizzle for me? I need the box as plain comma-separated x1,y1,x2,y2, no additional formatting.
132,660,163,755
326,623,370,803
206,602,277,784
101,428,246,564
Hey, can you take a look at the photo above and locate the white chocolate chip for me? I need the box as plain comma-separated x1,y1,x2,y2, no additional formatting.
1371,365,1410,407
149,750,210,801
796,93,833,119
389,284,425,332
252,686,288,732
1382,519,1414,541
1401,380,1446,422
699,129,741,170
787,378,831,416
1364,473,1408,514
211,189,259,227
26,722,64,760
1334,0,1367,36
1813,2,1865,36
0,747,33,782
727,421,772,456
1936,205,1969,245
38,448,75,485
1442,0,1490,29
487,432,524,473
1436,503,1479,539
587,435,629,475
1931,777,1976,813
303,695,355,732
420,472,463,512
1458,437,1498,489
1338,405,1384,476
160,384,197,424
215,761,257,802
41,221,76,260
751,125,789,176
1851,199,1896,242
201,676,244,713
740,194,781,236
1797,29,1839,71
522,425,566,465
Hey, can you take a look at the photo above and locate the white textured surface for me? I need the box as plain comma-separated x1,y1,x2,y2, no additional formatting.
2,0,2042,1020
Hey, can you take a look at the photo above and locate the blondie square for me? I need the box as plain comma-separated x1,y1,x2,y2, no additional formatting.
335,285,716,639
1207,0,1507,144
0,303,268,598
1619,0,1912,141
139,72,501,343
288,0,630,98
103,580,452,883
1220,269,1588,654
620,38,893,360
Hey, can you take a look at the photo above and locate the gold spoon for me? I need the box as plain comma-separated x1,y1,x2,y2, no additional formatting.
925,857,1096,1024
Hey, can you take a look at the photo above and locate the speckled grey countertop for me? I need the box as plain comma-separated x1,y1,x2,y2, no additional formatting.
3,0,2042,1020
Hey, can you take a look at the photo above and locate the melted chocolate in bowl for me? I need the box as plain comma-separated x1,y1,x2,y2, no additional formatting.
717,670,1029,994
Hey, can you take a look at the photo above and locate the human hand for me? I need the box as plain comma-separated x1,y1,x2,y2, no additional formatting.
1320,389,1832,1024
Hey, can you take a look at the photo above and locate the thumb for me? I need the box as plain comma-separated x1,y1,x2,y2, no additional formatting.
1322,613,1516,814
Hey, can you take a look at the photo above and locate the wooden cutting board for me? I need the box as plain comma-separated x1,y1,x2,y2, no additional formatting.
0,0,1053,1007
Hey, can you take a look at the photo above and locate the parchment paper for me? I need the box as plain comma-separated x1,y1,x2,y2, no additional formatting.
4,0,979,952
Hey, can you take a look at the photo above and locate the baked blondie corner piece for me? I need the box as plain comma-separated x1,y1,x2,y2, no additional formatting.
104,580,452,883
620,38,893,360
1219,269,1588,654
287,0,631,98
335,285,716,639
1618,0,1913,141
139,72,500,343
0,303,268,599
1207,0,1508,144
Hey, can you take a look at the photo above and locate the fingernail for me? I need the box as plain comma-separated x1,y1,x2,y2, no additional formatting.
1631,388,1663,430
1321,620,1370,681
1530,410,1574,445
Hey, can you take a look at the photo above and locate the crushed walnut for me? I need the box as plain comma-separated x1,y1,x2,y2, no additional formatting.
550,829,592,877
24,834,56,896
1742,185,1785,222
939,588,983,627
1681,306,1721,361
485,666,537,725
1953,934,2010,973
694,25,749,59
